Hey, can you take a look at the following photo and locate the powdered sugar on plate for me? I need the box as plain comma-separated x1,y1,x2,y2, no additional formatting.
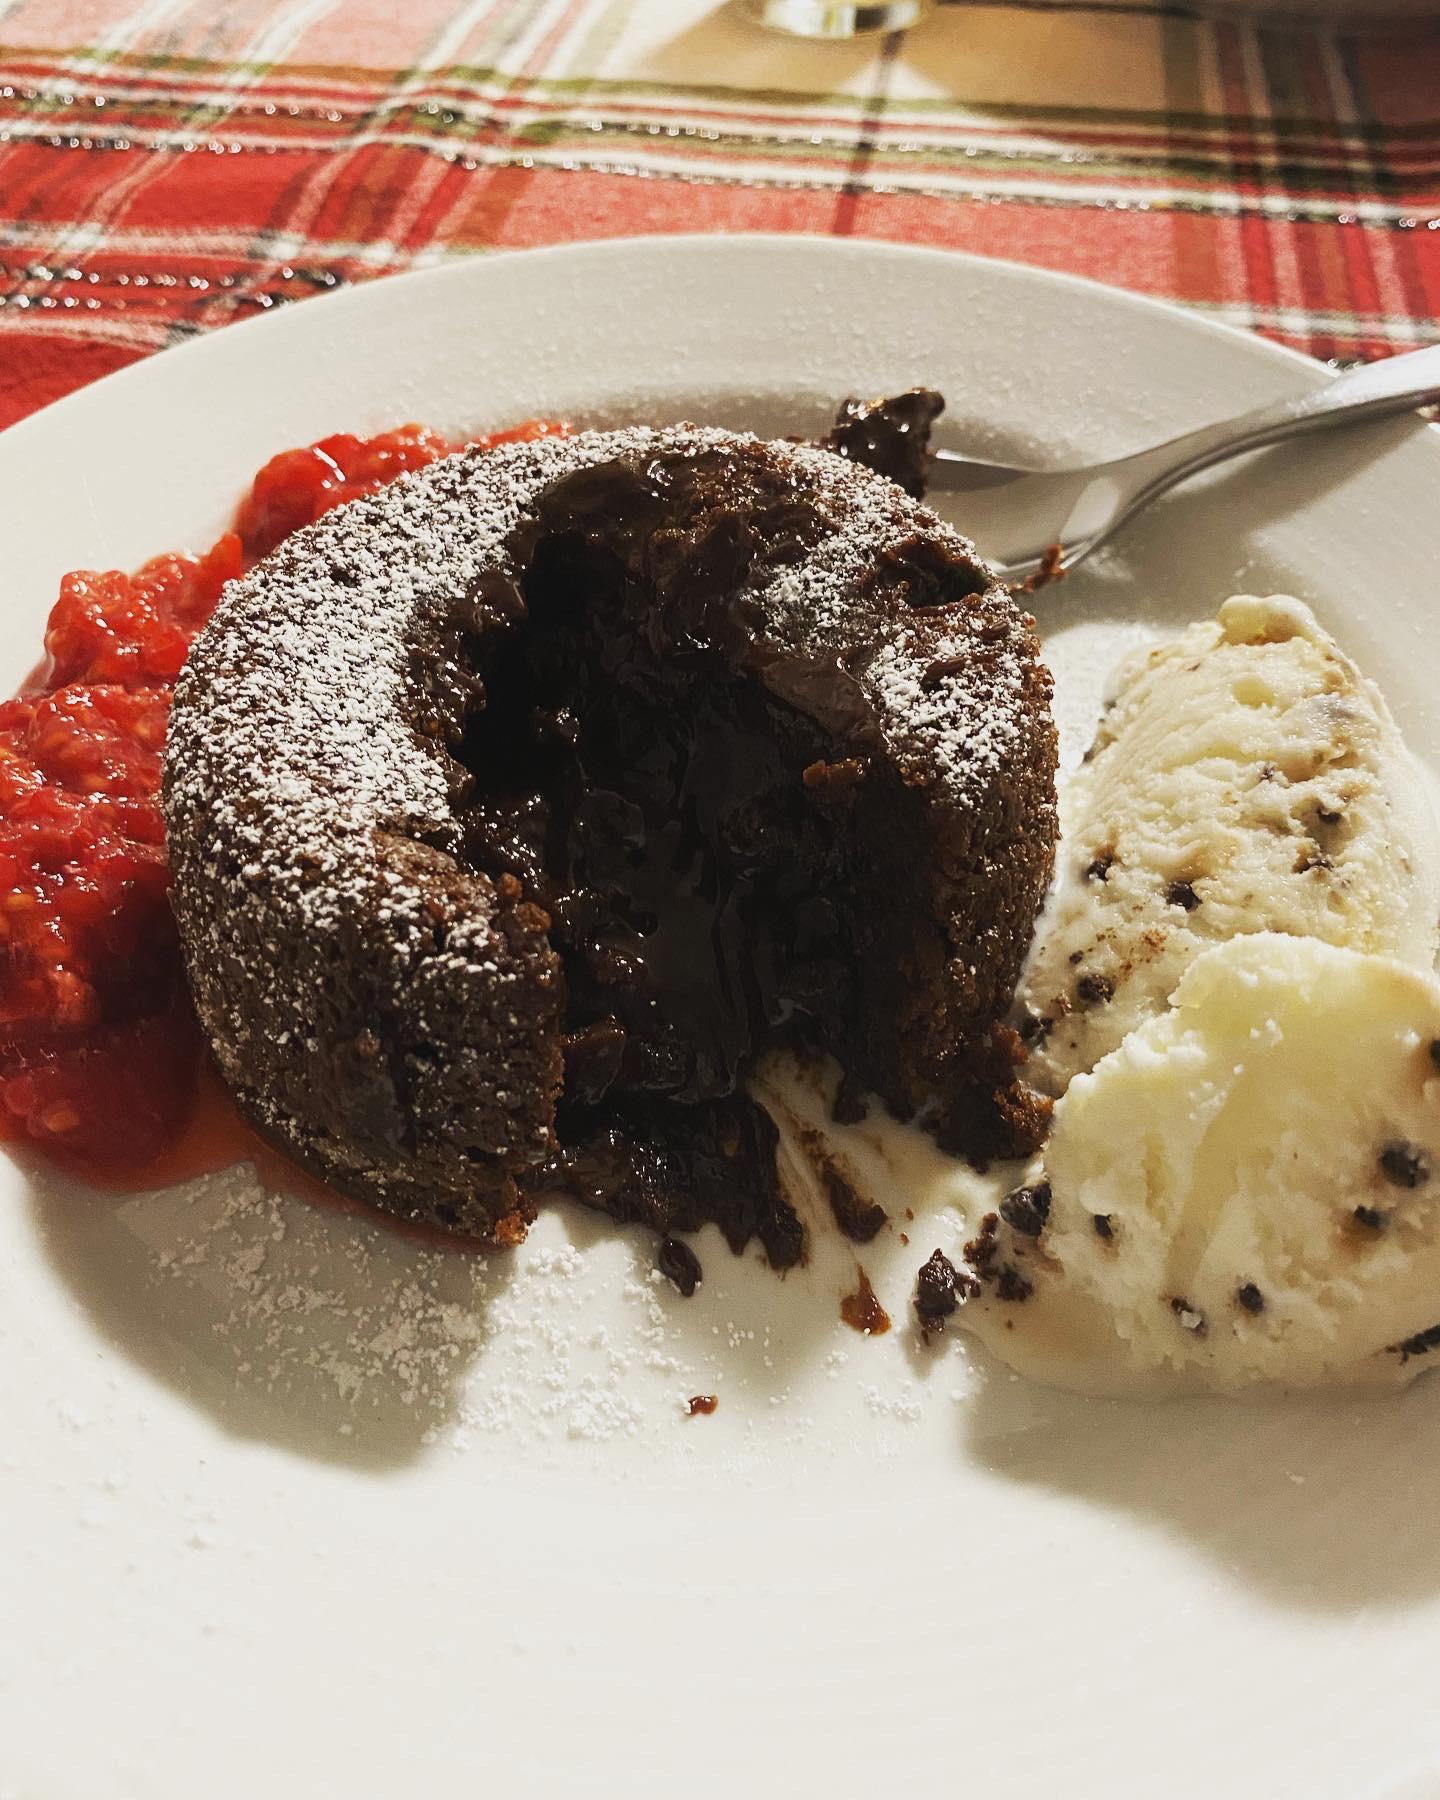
20,1056,1011,1473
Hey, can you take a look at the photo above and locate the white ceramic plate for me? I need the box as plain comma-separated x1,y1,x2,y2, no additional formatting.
5,236,1440,1800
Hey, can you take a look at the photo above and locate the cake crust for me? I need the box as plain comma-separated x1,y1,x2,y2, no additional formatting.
164,426,1057,1250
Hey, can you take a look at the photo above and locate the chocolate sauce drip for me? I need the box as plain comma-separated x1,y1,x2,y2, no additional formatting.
823,388,945,498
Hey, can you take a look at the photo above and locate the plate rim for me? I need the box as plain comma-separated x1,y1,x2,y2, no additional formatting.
0,229,1374,452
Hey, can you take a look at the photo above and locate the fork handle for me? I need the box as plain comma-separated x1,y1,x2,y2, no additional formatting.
1119,342,1440,499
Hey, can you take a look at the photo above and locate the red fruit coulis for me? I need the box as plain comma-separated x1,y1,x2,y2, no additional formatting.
0,417,567,1191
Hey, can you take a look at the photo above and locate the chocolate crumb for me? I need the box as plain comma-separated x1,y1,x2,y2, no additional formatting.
657,1236,703,1297
799,1127,887,1243
1092,1213,1114,1240
1165,879,1201,912
915,1247,971,1330
961,1211,1037,1306
686,1394,718,1416
1380,1140,1431,1188
1084,853,1113,883
1017,542,1066,594
802,756,867,793
1017,1010,1052,1045
1236,1282,1265,1315
1429,1039,1440,1073
964,1212,1001,1275
1315,803,1344,826
1075,972,1115,1007
1353,1204,1389,1232
999,1179,1052,1238
940,1054,1052,1169
1170,1296,1207,1336
996,1266,1033,1304
1295,847,1333,874
1393,1323,1440,1364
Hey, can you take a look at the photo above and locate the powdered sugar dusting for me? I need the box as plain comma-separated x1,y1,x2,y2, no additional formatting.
32,1072,996,1471
119,1160,710,1452
164,423,1048,1228
867,621,1030,806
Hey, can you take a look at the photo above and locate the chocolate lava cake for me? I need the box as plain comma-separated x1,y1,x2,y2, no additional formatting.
163,422,1058,1263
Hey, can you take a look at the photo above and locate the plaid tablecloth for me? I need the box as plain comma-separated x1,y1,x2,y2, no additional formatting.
0,0,1437,432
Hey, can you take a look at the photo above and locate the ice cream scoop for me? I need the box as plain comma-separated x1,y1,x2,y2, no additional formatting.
1017,594,1440,1096
960,934,1440,1393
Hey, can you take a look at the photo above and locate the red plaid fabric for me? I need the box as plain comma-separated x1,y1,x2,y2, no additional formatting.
1,0,1438,432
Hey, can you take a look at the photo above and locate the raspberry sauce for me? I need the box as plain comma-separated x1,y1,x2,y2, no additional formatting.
0,418,567,1185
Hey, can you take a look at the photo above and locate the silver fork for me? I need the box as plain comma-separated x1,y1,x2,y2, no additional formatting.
927,343,1440,585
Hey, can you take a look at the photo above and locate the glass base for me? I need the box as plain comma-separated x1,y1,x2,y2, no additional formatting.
745,0,927,37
